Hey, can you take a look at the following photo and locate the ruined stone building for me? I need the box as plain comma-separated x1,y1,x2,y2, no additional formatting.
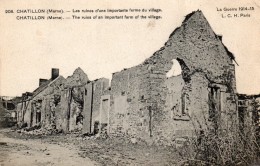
237,94,260,133
15,10,240,145
0,96,17,127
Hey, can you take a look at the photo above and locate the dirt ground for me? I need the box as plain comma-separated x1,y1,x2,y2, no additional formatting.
0,129,98,166
0,128,182,166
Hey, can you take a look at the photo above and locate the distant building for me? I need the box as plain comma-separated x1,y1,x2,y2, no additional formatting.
0,96,17,127
237,94,260,131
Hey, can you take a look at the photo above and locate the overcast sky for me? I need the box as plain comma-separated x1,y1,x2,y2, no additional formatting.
1,0,260,96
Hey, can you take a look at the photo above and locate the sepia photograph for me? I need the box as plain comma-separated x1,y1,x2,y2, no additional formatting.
0,0,260,165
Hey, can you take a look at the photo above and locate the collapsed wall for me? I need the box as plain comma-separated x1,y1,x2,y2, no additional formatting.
58,67,89,133
237,94,260,132
15,67,110,135
15,68,89,132
24,76,65,129
237,94,260,151
109,66,147,138
107,10,237,145
82,78,110,134
149,10,237,144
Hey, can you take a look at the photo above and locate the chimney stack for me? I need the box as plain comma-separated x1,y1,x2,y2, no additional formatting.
51,68,59,80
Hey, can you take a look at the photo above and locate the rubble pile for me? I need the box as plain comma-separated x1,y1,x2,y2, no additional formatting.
18,126,62,136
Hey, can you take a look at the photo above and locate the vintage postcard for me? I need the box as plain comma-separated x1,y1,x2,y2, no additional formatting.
0,0,259,165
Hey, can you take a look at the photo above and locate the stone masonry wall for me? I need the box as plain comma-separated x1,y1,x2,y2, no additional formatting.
90,78,109,133
16,103,23,126
109,65,156,141
82,82,93,134
30,76,65,129
62,67,89,132
108,10,237,145
141,10,237,144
